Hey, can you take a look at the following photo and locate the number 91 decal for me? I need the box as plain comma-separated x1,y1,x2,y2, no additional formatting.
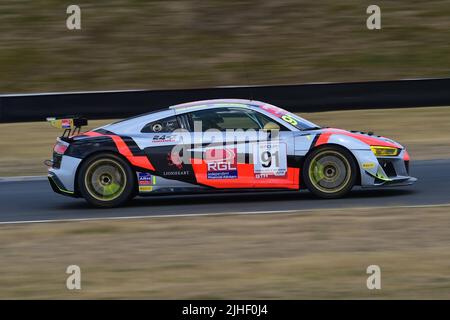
281,115,298,126
253,142,287,177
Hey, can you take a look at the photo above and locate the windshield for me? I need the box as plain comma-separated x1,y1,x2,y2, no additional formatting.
258,104,320,130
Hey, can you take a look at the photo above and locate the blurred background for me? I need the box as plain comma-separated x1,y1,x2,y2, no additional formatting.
1,0,449,93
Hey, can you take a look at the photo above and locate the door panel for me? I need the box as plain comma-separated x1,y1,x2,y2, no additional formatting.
184,107,300,190
190,134,255,188
190,131,298,189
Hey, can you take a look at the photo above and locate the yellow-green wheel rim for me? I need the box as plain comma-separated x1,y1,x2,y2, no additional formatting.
84,158,127,201
308,150,351,194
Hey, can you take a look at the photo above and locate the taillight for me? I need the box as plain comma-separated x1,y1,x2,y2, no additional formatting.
54,140,69,155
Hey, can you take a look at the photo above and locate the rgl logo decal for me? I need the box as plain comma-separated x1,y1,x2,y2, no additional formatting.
205,148,238,179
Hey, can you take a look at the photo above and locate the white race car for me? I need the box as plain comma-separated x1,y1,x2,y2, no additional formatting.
47,99,416,207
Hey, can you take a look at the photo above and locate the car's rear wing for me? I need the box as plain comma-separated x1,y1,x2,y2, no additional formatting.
46,116,88,137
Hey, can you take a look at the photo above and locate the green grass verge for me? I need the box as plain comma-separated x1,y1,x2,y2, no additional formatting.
0,206,449,299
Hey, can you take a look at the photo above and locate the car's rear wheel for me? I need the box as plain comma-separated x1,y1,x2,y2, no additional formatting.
78,153,136,208
303,146,357,198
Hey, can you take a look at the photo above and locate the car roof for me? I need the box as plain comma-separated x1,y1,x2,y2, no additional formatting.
99,99,280,134
169,99,265,114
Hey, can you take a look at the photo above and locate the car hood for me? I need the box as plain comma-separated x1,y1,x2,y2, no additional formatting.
311,128,403,149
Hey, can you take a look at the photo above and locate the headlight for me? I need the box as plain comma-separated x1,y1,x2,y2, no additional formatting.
370,146,400,157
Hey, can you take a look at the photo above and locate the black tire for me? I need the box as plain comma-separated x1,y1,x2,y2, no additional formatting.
302,145,357,199
77,153,136,208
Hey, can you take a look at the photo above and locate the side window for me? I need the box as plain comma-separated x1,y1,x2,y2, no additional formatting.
252,110,290,131
189,108,264,131
141,116,180,133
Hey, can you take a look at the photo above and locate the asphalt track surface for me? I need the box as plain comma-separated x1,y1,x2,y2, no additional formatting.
1,159,450,224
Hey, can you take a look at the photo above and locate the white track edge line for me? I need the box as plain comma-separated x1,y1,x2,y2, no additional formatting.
1,203,450,226
0,176,47,183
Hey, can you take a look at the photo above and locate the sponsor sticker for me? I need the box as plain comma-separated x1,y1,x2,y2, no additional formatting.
362,162,376,169
139,186,153,192
138,172,155,192
260,104,286,117
163,170,190,176
205,148,238,179
260,105,298,126
152,134,178,143
61,119,72,129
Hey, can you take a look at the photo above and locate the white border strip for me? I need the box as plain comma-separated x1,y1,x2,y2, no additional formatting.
0,175,46,183
1,203,449,226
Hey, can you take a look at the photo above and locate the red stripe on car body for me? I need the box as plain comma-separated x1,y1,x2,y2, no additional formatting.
82,131,155,171
315,128,400,148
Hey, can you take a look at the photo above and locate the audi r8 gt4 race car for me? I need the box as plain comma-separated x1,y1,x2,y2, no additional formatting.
46,99,417,207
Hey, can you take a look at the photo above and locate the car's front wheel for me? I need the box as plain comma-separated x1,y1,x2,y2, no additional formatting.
77,153,136,208
303,146,357,198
